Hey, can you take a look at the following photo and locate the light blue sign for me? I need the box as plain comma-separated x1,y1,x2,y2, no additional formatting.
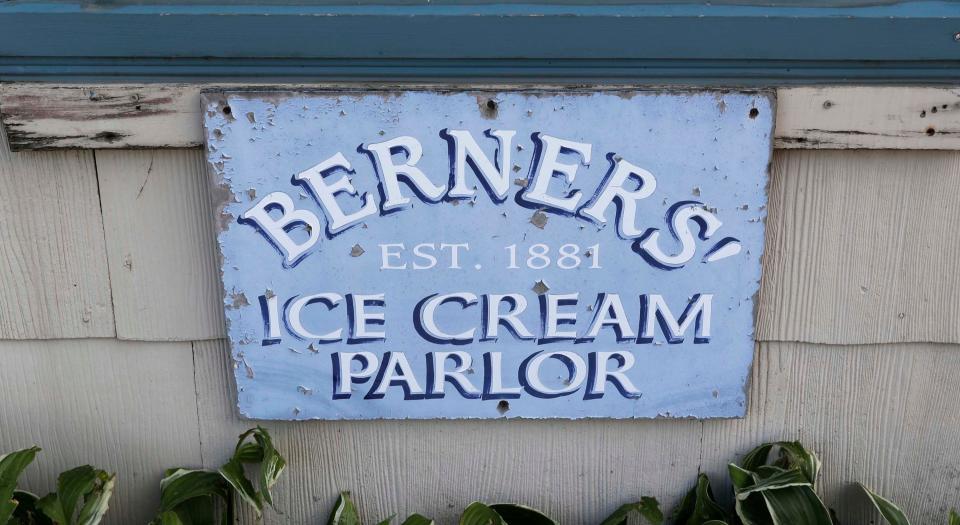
203,89,773,420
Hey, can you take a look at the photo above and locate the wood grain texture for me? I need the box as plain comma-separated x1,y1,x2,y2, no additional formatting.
776,87,960,149
192,338,704,524
758,150,960,344
191,339,960,524
96,149,225,340
0,127,114,339
5,84,960,150
0,338,202,525
702,341,960,524
0,84,200,149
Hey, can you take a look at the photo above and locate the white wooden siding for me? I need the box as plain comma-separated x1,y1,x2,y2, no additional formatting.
0,85,959,524
96,149,225,340
4,84,960,150
757,150,960,344
703,341,960,525
0,338,202,525
192,339,960,524
0,128,114,339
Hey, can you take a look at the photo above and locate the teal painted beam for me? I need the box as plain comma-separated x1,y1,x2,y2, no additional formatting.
0,2,958,82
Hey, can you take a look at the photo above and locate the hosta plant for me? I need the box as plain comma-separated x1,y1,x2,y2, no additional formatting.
0,447,114,525
152,426,286,525
326,491,663,525
324,440,957,525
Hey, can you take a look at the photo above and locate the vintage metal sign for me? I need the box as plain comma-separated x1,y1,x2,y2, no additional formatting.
203,89,773,420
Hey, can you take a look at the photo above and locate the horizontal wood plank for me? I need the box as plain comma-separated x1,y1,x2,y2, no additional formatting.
758,149,960,344
1,84,200,149
4,84,960,150
96,149,225,340
0,338,202,525
775,86,960,149
0,127,114,339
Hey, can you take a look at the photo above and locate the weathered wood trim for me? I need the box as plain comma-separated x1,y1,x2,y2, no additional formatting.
775,86,960,149
3,84,960,150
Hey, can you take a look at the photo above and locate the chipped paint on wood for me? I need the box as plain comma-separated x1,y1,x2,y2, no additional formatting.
5,84,960,151
1,84,199,149
204,88,772,420
775,87,960,149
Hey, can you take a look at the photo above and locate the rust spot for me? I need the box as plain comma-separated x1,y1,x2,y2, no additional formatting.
514,178,528,188
497,400,510,414
350,244,365,257
530,210,548,229
297,385,314,396
532,280,550,295
246,111,256,124
227,291,250,310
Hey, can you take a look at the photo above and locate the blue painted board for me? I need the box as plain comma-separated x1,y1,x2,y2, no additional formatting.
204,89,772,420
1,2,959,82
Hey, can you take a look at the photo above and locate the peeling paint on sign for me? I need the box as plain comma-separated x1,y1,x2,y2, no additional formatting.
202,89,774,420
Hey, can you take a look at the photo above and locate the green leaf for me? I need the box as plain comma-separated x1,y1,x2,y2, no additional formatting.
734,468,811,499
328,492,361,525
11,491,54,525
32,466,114,525
598,497,663,525
217,459,262,516
154,511,185,525
158,469,230,513
950,509,960,525
858,484,911,525
727,464,771,525
459,502,504,525
760,485,833,525
489,504,556,525
0,447,41,523
155,468,232,525
227,427,285,509
75,471,114,525
729,462,831,525
739,442,820,486
167,493,229,525
400,514,435,525
672,474,729,525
